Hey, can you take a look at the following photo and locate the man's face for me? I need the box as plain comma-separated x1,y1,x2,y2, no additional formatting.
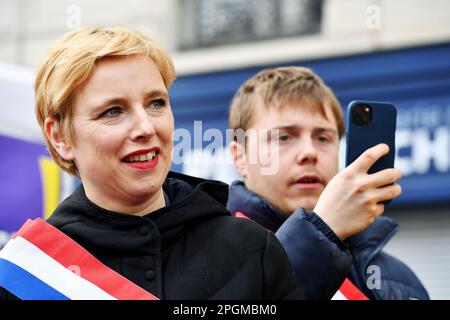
241,104,340,216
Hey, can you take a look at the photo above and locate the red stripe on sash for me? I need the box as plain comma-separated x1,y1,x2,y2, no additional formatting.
15,218,158,300
338,278,368,300
234,211,251,220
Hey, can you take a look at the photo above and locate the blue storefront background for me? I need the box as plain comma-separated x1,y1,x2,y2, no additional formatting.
169,42,450,206
1,42,449,240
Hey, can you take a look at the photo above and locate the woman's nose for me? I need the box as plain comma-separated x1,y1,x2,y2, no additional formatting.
129,108,155,141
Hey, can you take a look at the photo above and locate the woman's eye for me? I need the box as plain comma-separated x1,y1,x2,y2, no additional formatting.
149,99,166,109
102,106,122,118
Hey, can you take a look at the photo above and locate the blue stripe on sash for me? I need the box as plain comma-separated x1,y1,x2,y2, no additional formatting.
0,258,69,300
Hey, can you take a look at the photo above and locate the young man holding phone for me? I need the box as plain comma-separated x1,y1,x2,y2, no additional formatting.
227,66,429,300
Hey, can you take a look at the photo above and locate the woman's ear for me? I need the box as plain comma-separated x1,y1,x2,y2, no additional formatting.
44,118,75,161
229,141,248,179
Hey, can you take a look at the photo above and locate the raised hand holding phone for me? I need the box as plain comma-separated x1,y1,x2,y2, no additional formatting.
313,101,402,240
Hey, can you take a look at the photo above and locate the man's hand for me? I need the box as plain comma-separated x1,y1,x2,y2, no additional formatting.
313,144,402,240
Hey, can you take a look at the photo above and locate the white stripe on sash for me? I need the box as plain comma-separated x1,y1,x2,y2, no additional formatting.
331,290,348,300
0,236,116,300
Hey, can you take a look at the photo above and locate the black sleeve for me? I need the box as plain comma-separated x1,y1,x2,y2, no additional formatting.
276,208,353,300
262,231,305,300
0,287,19,300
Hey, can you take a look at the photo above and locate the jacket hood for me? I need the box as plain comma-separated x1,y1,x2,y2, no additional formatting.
156,171,230,229
227,180,286,232
47,171,230,254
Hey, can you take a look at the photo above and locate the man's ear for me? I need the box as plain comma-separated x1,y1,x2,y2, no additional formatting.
230,141,248,179
44,117,75,161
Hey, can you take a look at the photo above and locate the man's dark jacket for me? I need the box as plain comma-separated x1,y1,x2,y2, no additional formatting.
227,180,429,300
0,172,303,300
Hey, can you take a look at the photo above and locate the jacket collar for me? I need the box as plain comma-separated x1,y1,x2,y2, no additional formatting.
227,180,399,258
345,215,399,256
47,171,230,254
227,180,286,232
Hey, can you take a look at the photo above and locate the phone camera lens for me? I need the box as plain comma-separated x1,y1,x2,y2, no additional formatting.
352,104,372,126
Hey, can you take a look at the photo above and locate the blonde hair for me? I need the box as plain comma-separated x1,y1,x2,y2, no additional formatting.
35,26,176,176
228,66,344,141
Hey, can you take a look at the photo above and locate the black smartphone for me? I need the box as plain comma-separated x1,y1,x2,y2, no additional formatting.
345,100,396,174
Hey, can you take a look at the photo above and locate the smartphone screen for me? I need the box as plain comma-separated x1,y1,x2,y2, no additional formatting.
345,100,397,175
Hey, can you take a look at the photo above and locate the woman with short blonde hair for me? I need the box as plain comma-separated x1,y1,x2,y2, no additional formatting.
0,26,302,300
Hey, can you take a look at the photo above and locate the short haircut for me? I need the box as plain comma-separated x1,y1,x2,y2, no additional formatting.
228,66,344,142
35,26,176,176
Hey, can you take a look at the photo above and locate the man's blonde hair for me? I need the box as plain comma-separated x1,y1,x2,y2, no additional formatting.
228,66,344,141
35,26,176,176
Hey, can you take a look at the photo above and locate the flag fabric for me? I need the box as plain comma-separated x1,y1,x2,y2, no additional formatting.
235,211,368,300
0,218,159,300
331,278,368,300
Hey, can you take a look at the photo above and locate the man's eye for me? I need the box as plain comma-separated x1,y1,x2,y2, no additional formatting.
279,135,291,142
318,136,330,143
102,106,122,117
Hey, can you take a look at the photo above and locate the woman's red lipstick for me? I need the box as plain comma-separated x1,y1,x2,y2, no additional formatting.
122,147,160,170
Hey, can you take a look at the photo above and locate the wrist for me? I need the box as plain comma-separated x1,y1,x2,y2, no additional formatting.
313,208,347,240
306,210,349,250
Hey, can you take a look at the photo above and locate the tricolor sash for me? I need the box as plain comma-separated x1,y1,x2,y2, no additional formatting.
331,279,368,300
0,218,159,300
234,211,368,300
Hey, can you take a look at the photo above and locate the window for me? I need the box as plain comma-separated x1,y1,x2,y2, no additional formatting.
178,0,323,50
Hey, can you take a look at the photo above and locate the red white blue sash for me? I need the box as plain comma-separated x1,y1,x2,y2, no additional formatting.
0,218,159,300
331,278,368,300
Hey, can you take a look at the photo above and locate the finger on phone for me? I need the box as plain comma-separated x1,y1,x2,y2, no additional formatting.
348,143,389,174
366,168,402,188
372,183,402,203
